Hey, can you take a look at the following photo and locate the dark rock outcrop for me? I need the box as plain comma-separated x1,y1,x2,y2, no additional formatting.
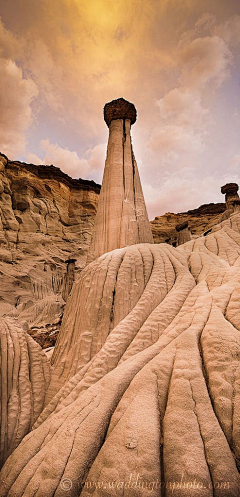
221,182,240,218
104,97,137,127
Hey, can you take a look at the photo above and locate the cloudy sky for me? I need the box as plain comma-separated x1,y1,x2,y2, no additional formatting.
0,0,240,219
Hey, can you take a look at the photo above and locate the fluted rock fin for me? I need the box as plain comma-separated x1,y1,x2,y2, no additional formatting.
0,318,50,468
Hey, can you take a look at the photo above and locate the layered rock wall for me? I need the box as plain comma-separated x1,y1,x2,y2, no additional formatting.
151,203,226,244
0,153,100,343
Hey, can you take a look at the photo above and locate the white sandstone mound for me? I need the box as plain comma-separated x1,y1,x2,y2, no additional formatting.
0,214,240,495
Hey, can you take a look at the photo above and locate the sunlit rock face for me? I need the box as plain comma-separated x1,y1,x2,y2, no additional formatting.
1,101,240,496
0,153,100,344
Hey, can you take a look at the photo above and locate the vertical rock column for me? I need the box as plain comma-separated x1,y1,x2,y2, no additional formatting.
232,199,240,213
87,98,153,263
62,259,76,302
176,221,191,245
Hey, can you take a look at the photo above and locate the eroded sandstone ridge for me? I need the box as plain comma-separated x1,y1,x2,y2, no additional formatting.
1,218,240,496
0,100,240,496
0,153,100,345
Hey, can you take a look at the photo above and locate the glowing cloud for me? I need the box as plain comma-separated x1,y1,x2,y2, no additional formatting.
0,0,240,216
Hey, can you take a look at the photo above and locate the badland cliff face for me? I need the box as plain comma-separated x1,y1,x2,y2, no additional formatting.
151,203,226,244
0,153,100,346
0,152,225,346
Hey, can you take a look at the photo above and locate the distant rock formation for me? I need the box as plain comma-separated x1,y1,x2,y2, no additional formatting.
221,183,240,220
176,220,191,245
151,202,226,245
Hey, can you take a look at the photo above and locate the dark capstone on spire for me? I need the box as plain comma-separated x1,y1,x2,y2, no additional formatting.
221,183,239,195
176,221,189,232
104,97,137,127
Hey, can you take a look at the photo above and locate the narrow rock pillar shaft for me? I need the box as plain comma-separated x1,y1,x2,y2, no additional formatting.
176,222,191,246
233,200,240,213
87,99,153,263
226,194,239,214
62,259,76,302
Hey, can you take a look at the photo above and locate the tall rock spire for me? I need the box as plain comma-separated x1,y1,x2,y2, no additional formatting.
221,183,239,215
87,97,153,262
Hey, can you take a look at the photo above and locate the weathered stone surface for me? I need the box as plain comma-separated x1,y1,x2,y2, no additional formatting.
1,214,240,494
88,116,153,262
0,154,100,344
175,220,189,232
104,97,137,127
62,259,77,302
176,221,191,245
233,200,240,213
221,182,240,219
221,183,239,195
151,202,226,245
0,317,50,468
0,154,7,172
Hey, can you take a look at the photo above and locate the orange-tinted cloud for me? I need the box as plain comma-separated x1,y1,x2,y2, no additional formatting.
0,1,240,216
0,56,38,157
